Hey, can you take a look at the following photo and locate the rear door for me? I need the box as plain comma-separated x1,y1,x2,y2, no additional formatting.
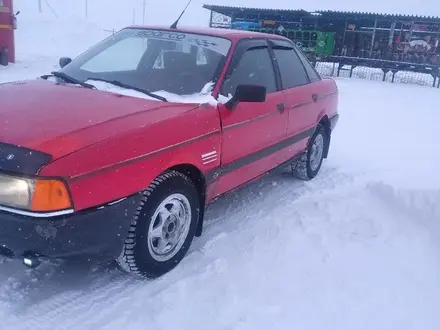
270,39,320,154
214,38,289,196
293,45,330,120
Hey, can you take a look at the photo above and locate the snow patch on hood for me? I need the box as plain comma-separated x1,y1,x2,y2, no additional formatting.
43,76,234,106
85,80,231,106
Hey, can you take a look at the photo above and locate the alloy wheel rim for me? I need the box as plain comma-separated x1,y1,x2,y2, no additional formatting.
147,193,192,262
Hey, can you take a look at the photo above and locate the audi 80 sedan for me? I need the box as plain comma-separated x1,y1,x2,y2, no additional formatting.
0,25,339,278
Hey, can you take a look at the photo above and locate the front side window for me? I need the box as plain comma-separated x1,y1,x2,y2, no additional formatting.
221,47,277,96
60,28,232,97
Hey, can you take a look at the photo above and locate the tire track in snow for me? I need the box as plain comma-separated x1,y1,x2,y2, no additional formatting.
0,265,127,329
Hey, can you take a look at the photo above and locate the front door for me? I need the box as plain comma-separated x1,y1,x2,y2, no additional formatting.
214,39,288,196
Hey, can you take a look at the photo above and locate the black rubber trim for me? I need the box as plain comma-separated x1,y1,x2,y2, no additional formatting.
329,113,339,131
0,143,52,175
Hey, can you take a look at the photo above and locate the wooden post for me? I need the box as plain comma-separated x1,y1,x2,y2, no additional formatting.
389,20,396,47
409,20,414,40
341,19,347,55
38,0,42,13
142,0,146,25
369,19,378,57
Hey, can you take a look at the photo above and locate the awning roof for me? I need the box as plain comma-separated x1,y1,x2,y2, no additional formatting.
203,4,440,22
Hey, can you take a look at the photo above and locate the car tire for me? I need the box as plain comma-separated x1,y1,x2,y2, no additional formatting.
292,123,327,180
117,170,200,278
0,49,8,66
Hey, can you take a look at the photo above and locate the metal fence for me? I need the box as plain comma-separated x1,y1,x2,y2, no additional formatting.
315,61,439,87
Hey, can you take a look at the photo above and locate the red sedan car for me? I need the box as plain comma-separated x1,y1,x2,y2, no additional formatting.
0,25,339,278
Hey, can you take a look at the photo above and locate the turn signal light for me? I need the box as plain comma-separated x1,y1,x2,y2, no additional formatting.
31,179,72,212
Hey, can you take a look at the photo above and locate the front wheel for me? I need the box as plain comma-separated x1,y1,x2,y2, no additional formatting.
117,171,200,278
0,48,8,66
292,124,327,180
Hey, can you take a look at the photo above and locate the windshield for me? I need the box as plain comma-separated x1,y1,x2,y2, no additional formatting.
59,28,232,99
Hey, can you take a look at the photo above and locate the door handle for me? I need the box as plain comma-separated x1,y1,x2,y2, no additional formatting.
312,93,318,102
277,103,286,111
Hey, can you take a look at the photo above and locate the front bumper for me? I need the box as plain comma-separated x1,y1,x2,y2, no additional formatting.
0,194,141,261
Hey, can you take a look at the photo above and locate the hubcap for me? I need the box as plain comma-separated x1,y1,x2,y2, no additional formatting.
147,194,192,262
309,133,324,171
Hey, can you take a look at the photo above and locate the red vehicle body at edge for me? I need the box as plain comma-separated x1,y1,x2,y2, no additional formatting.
0,25,339,277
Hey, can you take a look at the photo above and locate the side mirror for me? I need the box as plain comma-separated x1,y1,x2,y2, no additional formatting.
225,84,267,109
59,57,72,68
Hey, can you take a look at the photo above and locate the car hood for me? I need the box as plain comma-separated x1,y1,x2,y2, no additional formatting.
0,79,197,159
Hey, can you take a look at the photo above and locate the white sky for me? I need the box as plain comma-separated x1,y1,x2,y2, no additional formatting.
15,0,440,30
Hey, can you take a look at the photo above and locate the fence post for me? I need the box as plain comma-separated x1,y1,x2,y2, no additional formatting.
142,0,146,25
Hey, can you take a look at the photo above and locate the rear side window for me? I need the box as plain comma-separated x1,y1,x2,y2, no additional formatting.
294,48,322,83
273,48,310,89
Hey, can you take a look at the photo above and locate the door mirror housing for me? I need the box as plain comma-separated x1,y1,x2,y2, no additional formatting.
59,57,72,68
225,84,267,109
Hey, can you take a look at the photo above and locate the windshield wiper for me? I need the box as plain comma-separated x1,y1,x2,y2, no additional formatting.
87,78,168,102
42,71,96,89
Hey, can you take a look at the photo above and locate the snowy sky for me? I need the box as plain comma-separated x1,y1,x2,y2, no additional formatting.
15,0,440,30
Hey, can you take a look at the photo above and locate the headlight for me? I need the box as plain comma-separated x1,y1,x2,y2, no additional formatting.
0,174,72,213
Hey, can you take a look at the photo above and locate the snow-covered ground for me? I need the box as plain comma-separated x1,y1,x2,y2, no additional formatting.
1,2,440,330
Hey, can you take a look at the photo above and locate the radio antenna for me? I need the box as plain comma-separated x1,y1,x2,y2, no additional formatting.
170,0,192,29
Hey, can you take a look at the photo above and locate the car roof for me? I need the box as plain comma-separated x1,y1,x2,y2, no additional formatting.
126,25,291,42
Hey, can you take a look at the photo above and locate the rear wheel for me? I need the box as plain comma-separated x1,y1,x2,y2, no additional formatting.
117,170,200,278
292,123,327,180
